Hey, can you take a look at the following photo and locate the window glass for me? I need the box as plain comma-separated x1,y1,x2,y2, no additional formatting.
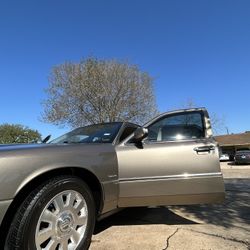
147,112,205,142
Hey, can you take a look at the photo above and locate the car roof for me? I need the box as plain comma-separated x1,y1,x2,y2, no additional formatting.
236,150,250,153
75,121,140,129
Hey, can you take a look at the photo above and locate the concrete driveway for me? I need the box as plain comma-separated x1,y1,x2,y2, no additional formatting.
90,165,250,250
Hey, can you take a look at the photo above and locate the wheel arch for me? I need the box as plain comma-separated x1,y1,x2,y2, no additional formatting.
0,167,104,247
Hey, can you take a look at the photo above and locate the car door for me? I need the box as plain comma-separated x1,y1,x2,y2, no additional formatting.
116,108,225,207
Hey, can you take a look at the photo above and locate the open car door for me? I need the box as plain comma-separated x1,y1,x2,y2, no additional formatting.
116,108,225,207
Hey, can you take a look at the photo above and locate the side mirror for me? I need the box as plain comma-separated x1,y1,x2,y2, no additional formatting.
133,127,148,142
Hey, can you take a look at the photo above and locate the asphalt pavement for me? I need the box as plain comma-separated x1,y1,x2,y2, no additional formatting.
90,163,250,250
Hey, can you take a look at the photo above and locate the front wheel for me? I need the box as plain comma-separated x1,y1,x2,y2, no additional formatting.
5,176,96,250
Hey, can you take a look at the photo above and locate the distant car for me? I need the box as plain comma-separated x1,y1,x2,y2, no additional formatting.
220,153,230,161
235,150,250,164
0,108,225,250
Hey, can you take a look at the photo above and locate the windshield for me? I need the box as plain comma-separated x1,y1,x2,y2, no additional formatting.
50,123,122,144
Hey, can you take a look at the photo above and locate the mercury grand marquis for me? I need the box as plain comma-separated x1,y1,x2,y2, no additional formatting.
0,108,225,250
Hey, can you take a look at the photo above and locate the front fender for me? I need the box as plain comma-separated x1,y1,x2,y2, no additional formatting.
0,144,119,213
14,163,100,196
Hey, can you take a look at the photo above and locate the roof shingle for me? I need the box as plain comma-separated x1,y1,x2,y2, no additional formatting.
215,132,250,146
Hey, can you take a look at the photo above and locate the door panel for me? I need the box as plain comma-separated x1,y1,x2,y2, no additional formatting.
116,109,225,207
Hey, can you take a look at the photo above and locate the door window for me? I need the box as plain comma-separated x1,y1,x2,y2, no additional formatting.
147,112,205,142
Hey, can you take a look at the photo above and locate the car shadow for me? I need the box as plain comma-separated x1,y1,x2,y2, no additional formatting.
168,179,250,230
94,206,197,234
94,179,250,234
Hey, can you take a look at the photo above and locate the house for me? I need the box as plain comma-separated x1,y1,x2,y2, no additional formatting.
214,132,250,159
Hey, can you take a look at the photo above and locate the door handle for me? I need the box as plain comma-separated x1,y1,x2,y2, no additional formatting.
194,145,215,153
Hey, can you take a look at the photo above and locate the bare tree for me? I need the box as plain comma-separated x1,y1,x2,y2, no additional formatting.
179,98,226,135
42,57,158,127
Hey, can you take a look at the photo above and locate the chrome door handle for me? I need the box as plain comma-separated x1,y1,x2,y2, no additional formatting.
194,145,215,153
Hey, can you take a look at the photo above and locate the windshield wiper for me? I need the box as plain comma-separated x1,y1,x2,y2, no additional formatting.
42,135,51,143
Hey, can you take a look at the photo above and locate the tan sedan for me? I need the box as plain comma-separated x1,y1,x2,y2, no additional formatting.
0,108,225,250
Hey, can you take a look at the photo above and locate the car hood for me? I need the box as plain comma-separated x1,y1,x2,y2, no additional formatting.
0,143,114,156
0,142,116,177
0,143,60,151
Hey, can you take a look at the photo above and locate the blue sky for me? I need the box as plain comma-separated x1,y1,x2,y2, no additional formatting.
0,0,249,139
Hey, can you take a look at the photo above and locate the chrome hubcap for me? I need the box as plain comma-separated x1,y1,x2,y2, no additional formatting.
57,212,74,234
35,190,88,250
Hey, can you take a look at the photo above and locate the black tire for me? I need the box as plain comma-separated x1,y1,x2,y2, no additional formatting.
4,175,96,250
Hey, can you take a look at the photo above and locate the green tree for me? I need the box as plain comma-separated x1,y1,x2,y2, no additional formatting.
0,124,41,144
42,57,158,127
